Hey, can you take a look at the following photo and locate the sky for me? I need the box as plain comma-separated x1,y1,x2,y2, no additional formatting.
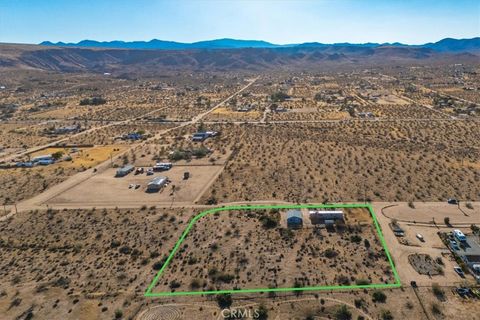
1,0,479,45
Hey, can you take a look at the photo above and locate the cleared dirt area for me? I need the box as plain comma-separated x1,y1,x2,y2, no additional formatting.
46,165,224,206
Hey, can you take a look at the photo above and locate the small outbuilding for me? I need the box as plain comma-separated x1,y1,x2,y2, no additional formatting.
287,209,303,229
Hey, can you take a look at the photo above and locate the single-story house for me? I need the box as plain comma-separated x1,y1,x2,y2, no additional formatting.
309,210,344,225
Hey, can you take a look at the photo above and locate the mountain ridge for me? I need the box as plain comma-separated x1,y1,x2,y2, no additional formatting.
39,37,480,52
2,43,478,74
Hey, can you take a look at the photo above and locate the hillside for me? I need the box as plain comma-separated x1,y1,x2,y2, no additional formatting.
0,44,478,73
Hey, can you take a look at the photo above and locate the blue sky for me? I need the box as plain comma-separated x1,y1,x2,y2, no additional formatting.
1,0,479,44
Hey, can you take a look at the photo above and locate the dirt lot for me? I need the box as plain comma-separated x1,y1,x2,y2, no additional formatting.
46,165,224,206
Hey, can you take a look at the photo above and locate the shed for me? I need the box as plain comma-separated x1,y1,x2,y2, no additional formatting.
287,209,303,229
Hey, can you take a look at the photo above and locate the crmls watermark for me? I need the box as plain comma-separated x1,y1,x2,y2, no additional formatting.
221,308,260,319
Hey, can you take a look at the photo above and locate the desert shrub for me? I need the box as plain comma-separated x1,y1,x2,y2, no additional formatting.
110,240,121,248
51,151,64,160
380,309,393,320
191,147,210,158
364,239,370,248
372,290,387,303
354,298,364,308
190,279,201,289
169,150,191,161
471,224,479,234
324,248,338,258
216,294,232,309
152,257,167,270
334,304,352,320
114,309,123,319
119,246,131,254
188,256,198,265
432,283,444,299
169,280,181,289
337,275,350,285
431,303,442,315
271,92,290,102
279,228,294,240
254,304,268,320
444,217,450,226
217,273,235,283
350,235,362,243
259,214,278,229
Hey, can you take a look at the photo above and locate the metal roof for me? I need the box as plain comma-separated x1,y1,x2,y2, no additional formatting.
148,176,168,186
286,209,303,219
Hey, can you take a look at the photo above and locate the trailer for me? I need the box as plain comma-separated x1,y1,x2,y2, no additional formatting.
115,164,134,177
146,176,168,192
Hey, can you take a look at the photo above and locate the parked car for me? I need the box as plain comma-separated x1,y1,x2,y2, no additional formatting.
135,167,144,175
456,287,471,298
454,266,465,278
448,198,458,205
146,168,154,175
416,233,425,242
450,240,459,250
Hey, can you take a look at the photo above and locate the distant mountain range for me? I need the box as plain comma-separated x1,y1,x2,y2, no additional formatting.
40,37,480,53
1,37,478,74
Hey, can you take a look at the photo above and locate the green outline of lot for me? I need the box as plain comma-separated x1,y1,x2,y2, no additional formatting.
144,203,401,297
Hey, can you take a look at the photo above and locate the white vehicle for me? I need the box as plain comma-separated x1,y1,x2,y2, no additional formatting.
416,233,425,242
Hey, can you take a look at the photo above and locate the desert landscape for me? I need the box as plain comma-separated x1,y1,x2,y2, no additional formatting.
1,1,480,318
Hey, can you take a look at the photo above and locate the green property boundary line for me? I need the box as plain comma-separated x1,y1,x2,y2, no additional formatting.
144,203,401,297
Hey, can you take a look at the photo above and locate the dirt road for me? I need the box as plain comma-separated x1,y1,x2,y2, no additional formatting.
1,77,259,220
